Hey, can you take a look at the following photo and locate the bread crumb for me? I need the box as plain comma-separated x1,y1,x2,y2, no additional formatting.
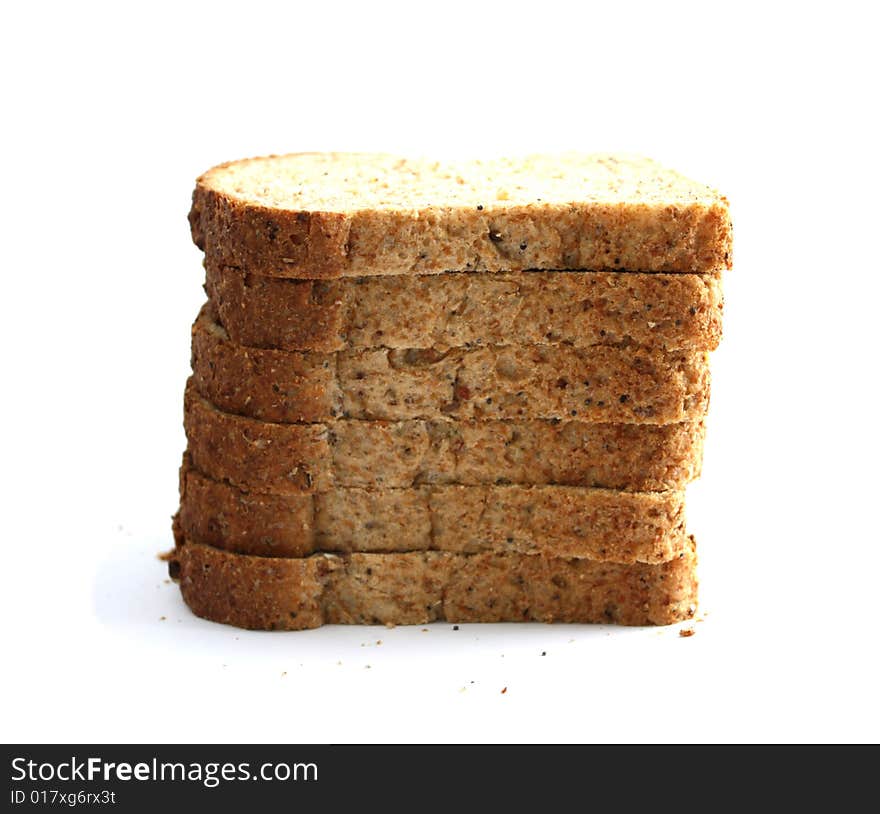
679,627,696,638
501,687,508,694
376,640,382,645
159,616,166,621
281,671,287,677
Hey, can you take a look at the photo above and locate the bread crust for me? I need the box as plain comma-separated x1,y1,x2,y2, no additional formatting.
204,263,724,352
183,382,705,494
189,153,731,278
178,461,688,563
191,309,711,424
171,534,698,630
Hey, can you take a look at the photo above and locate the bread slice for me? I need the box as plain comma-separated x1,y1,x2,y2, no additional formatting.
178,460,687,564
189,153,731,278
205,263,723,352
183,384,704,494
191,311,711,424
170,534,698,629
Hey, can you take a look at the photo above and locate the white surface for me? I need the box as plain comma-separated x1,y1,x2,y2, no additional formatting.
2,0,878,743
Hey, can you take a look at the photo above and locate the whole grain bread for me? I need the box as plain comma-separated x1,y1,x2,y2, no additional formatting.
191,311,711,424
205,263,723,352
189,153,731,278
183,384,704,494
171,532,698,630
178,459,687,563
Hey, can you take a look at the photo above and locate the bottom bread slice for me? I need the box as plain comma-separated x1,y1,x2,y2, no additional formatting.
170,536,697,630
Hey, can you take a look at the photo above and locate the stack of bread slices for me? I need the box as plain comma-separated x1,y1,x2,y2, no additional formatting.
169,153,731,630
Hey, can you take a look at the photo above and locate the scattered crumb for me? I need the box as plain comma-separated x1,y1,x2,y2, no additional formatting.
376,640,382,646
501,687,507,695
385,623,396,629
365,665,372,669
452,625,459,631
163,579,171,585
679,627,696,638
541,651,546,656
337,661,342,666
421,628,429,632
281,671,287,677
159,616,166,621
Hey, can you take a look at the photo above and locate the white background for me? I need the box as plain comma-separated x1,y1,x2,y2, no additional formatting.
2,0,878,743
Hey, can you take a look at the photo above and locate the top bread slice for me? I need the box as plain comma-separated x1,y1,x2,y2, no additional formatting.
190,153,732,278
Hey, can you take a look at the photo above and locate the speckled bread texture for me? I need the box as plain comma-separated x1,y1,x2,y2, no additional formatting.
178,459,688,563
183,383,705,494
205,263,723,352
170,534,698,629
189,153,731,278
191,310,711,424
